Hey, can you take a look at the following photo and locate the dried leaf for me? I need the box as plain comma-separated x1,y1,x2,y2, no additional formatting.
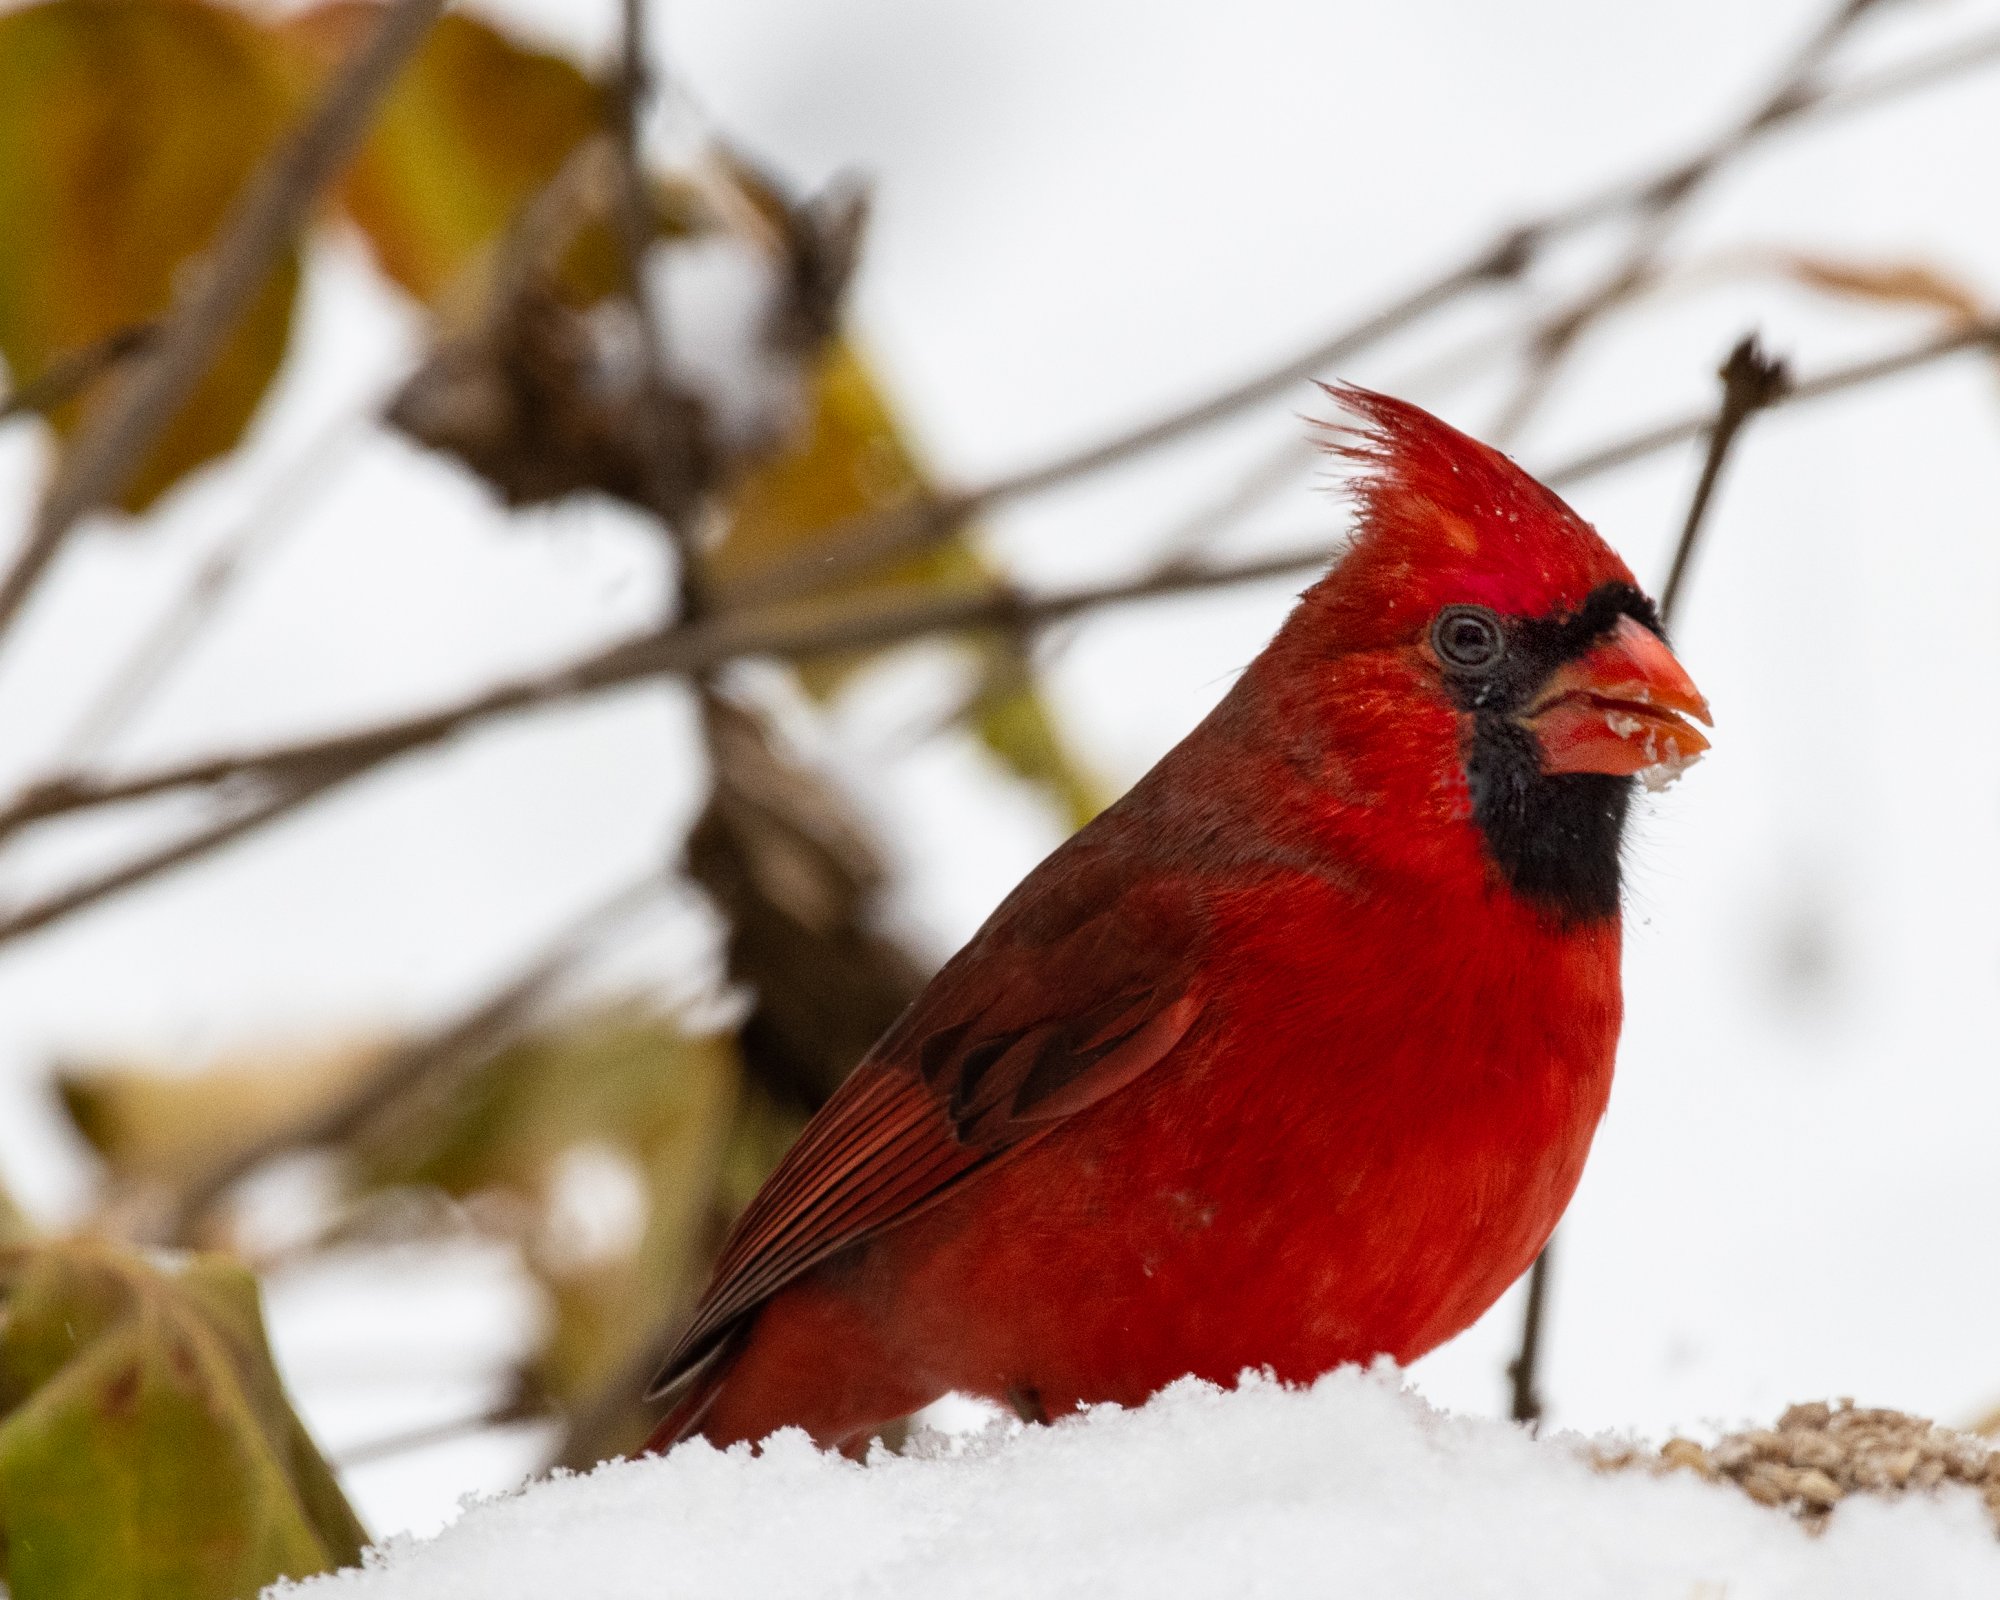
56,1041,387,1187
691,693,928,1110
1772,253,1984,323
710,337,974,625
386,286,709,511
0,0,302,512
0,1242,366,1599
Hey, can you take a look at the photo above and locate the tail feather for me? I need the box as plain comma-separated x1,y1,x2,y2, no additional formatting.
640,1336,740,1454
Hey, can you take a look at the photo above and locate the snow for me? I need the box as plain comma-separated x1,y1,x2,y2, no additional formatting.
279,1371,2000,1600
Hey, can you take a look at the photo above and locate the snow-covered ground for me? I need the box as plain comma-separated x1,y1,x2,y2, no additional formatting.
281,1372,2000,1600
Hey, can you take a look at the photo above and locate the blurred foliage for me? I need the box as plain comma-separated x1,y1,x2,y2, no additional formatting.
0,1179,28,1247
351,1010,744,1411
713,337,1103,826
0,0,1102,1563
54,1005,805,1463
0,1242,364,1600
279,3,699,313
0,0,300,511
59,1040,386,1187
282,3,611,305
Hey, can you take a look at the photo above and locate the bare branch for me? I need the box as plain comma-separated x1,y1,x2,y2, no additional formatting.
0,313,1992,942
0,774,346,946
0,324,158,425
1660,334,1793,621
54,409,371,765
0,0,446,646
607,0,712,599
715,10,2000,613
333,1396,548,1469
1542,317,1996,486
153,875,663,1243
1488,0,1879,446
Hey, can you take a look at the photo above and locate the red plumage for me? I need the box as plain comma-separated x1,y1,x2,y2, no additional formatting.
646,387,1710,1454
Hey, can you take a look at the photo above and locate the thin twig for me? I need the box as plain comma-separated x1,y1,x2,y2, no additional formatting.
0,774,347,945
0,314,1990,944
1506,331,1793,1428
54,409,371,765
155,874,663,1242
1488,0,1880,446
1659,335,1793,620
716,255,1521,613
332,1397,547,1468
0,324,158,425
607,0,710,602
1507,1227,1554,1426
8,311,1982,822
1541,316,1993,486
0,0,445,646
712,10,2000,614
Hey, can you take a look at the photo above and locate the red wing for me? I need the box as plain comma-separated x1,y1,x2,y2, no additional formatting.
649,850,1207,1399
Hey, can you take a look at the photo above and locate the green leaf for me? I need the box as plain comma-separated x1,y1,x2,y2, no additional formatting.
0,1242,366,1600
0,0,302,513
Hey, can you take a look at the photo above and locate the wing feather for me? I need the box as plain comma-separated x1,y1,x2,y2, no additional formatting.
649,843,1208,1399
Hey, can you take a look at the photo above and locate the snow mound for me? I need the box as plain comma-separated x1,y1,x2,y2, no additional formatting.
281,1370,2000,1600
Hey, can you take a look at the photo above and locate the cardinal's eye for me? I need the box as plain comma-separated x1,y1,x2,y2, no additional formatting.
1432,606,1505,671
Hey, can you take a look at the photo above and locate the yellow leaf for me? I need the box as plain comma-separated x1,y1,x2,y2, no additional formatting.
282,4,694,310
715,338,1100,819
57,1040,387,1187
0,1242,366,1599
0,0,302,512
711,337,977,612
973,648,1104,829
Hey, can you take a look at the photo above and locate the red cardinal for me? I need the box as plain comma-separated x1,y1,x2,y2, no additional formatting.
646,387,1710,1454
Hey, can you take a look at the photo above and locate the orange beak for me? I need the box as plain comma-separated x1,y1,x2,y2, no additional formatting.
1523,615,1712,787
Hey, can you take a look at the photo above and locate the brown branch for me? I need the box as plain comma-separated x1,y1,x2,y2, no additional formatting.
1660,334,1793,621
607,0,711,592
0,324,158,425
151,876,662,1243
717,255,1523,612
0,773,346,947
0,0,446,646
55,410,371,765
1488,0,1880,446
1506,333,1792,1428
714,8,2000,614
1507,1226,1554,1426
1542,316,1995,486
0,313,1991,944
333,1396,548,1469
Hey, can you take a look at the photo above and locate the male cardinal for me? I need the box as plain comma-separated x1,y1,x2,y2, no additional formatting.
646,387,1710,1454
